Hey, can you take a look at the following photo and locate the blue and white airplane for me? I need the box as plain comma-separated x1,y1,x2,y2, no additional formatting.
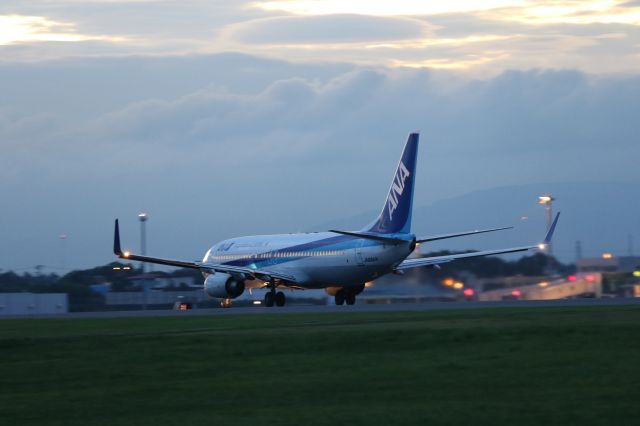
113,133,559,307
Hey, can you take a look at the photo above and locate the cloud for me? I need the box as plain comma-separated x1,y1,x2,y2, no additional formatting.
4,54,639,176
0,14,124,45
250,0,525,16
3,54,639,202
493,1,640,25
0,1,638,73
224,14,432,45
618,0,640,7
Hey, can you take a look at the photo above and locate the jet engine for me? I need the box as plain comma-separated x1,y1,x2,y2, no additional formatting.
204,273,245,299
325,284,365,296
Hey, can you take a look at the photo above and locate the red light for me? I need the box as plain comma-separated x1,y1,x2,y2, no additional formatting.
568,275,577,282
586,275,595,282
511,289,521,297
463,288,474,297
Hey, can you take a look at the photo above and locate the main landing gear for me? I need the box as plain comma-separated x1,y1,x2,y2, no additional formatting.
334,289,356,306
264,284,286,307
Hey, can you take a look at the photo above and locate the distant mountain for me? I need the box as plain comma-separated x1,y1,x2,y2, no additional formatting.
317,181,640,262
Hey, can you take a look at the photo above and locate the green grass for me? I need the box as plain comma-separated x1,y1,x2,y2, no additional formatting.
1,306,639,425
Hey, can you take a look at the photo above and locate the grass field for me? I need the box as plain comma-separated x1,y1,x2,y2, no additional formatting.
1,306,639,425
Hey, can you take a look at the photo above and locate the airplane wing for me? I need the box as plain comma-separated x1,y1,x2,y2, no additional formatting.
113,219,301,284
395,213,559,271
417,226,512,243
198,263,300,284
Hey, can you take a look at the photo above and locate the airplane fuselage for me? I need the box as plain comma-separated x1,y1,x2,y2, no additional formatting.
203,232,415,289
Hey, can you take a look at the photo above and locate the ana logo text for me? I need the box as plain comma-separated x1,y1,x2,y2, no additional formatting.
387,162,410,220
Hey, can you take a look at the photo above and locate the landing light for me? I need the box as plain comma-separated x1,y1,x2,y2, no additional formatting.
602,252,613,260
123,251,130,258
538,243,546,250
538,196,554,205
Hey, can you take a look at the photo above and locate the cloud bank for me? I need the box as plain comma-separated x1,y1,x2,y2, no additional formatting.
1,54,639,270
224,14,432,44
1,1,640,73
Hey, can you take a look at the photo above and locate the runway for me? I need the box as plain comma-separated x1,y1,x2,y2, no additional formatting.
7,296,640,320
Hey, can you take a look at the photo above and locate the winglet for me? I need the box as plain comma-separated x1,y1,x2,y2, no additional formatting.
113,219,122,255
543,212,560,245
110,219,199,269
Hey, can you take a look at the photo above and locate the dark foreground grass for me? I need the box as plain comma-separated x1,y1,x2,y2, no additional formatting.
1,306,639,426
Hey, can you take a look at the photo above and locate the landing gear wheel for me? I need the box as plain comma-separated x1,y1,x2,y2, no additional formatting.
345,293,356,305
275,291,286,307
335,291,345,306
264,292,274,307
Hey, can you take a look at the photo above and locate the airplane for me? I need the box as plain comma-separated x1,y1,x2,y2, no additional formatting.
113,132,560,307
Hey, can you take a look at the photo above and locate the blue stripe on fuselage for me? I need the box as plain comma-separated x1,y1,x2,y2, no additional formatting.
223,234,357,268
221,232,414,269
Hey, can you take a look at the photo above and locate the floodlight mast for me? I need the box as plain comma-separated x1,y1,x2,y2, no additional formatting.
138,213,148,272
538,196,555,255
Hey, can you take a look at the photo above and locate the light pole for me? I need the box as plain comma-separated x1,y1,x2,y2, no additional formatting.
138,212,148,310
138,213,147,273
59,233,67,271
538,195,555,256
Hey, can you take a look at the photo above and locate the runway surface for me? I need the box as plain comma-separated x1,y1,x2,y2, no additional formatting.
5,297,640,320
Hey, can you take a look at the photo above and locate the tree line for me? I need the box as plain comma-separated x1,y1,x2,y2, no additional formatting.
0,254,573,311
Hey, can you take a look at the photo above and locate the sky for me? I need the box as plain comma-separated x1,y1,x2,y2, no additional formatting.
1,0,639,273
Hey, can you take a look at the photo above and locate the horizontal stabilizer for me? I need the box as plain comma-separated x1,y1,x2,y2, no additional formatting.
417,226,513,243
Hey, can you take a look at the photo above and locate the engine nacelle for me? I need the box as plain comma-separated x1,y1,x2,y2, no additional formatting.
325,284,365,296
204,273,245,299
324,287,342,297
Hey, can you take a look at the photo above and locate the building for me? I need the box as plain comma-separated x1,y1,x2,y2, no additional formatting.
105,290,208,306
0,293,68,316
577,255,640,273
128,273,198,290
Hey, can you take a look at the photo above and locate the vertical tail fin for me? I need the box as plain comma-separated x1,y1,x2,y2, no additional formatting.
364,133,419,234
